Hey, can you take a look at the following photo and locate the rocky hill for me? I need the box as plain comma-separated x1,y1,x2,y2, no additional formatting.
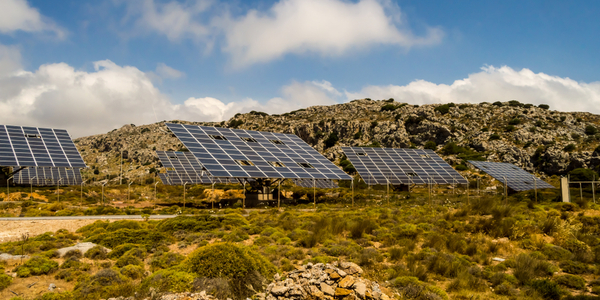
74,99,600,184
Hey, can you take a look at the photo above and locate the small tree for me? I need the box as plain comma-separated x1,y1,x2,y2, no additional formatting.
585,125,598,135
538,104,550,110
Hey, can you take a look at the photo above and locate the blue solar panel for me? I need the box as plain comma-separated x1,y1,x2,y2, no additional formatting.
342,147,467,185
14,167,83,186
468,161,555,191
0,125,86,168
166,123,351,180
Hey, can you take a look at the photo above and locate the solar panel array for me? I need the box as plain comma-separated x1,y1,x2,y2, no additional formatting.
166,123,351,180
295,179,339,189
158,171,237,186
468,161,555,191
0,125,86,168
342,147,467,185
14,167,83,186
157,151,237,185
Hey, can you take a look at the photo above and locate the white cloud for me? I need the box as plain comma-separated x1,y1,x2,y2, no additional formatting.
220,0,443,67
346,66,600,113
155,62,184,79
121,0,443,68
121,0,212,41
0,46,338,137
0,0,66,38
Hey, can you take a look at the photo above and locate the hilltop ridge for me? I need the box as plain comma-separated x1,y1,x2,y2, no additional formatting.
74,99,600,184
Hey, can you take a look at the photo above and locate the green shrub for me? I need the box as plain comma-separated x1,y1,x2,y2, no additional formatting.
435,104,454,115
86,229,170,251
559,260,589,274
555,274,585,290
141,269,194,293
120,265,145,280
423,141,437,150
0,273,12,291
530,279,561,299
492,101,503,107
63,249,82,260
390,276,449,300
84,245,108,260
539,104,550,110
564,144,576,152
150,252,185,271
586,125,598,135
512,253,556,284
185,243,277,299
324,132,339,149
381,104,398,112
543,244,573,261
108,243,139,259
115,248,146,268
73,268,133,300
489,133,501,140
569,168,598,182
33,292,74,300
14,256,59,277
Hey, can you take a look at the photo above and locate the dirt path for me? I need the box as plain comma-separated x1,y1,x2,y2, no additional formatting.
0,219,142,242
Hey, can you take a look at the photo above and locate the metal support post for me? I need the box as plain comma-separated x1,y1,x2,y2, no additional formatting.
183,182,188,209
57,178,63,202
351,178,354,207
580,182,583,202
154,182,160,202
534,176,537,203
593,175,596,204
477,178,480,196
428,178,432,206
503,176,508,205
212,182,215,210
6,176,13,201
128,182,133,202
278,181,281,209
102,182,107,205
81,180,87,206
30,176,36,197
313,178,316,209
243,181,246,208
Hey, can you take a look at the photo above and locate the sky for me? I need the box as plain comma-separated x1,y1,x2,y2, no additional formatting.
1,0,600,137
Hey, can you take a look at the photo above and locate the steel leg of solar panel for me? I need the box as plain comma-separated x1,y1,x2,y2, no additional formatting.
154,182,160,202
580,183,583,203
313,179,316,209
278,181,281,209
593,176,596,204
351,178,354,207
243,182,246,209
503,177,508,206
212,182,215,210
183,182,187,210
534,176,537,203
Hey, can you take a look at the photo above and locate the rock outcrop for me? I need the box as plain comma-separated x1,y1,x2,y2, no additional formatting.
259,261,392,300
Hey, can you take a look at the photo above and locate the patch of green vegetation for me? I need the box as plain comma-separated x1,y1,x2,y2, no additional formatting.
14,256,59,277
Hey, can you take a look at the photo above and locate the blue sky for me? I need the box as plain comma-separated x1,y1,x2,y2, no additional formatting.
1,0,600,137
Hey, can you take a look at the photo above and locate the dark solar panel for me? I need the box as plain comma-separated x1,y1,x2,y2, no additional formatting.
0,125,86,168
468,161,555,191
166,123,351,180
295,179,339,188
158,173,172,185
342,147,467,185
14,167,83,186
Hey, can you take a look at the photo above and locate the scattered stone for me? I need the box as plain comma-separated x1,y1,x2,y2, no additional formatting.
335,288,352,297
57,242,110,257
48,283,56,291
492,257,506,262
320,283,335,296
0,253,28,261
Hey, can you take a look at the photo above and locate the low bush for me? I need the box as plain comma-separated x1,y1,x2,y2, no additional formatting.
141,269,195,293
63,249,82,260
530,279,561,299
84,245,108,260
108,243,139,259
560,260,589,274
390,276,449,300
73,268,134,300
0,273,12,291
185,243,277,299
86,229,171,251
115,248,146,268
120,265,145,280
555,274,586,290
14,256,59,277
150,251,185,271
512,253,556,284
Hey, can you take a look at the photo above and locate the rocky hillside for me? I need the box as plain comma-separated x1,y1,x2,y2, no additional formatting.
74,99,600,184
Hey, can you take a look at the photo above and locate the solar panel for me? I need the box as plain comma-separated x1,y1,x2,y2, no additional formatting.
14,167,83,186
158,173,172,185
0,125,86,168
166,123,351,181
342,147,467,185
295,179,339,188
468,161,555,191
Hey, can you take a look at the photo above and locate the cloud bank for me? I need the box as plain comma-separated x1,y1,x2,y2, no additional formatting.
346,66,600,113
0,0,66,38
2,44,600,138
119,0,442,68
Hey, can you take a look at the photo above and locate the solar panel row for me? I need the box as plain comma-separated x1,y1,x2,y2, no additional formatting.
468,161,555,191
166,123,351,180
0,125,86,168
295,179,339,188
342,147,467,185
14,167,83,186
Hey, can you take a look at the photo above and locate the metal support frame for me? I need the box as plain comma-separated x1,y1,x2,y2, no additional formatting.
80,180,87,206
243,181,246,208
351,177,354,207
57,178,63,202
128,181,134,202
30,175,37,197
503,176,508,205
154,182,160,202
183,182,188,210
101,182,107,206
278,181,281,209
6,175,13,201
313,178,316,209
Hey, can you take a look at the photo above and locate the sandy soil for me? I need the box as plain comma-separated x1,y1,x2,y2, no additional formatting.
0,219,144,242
